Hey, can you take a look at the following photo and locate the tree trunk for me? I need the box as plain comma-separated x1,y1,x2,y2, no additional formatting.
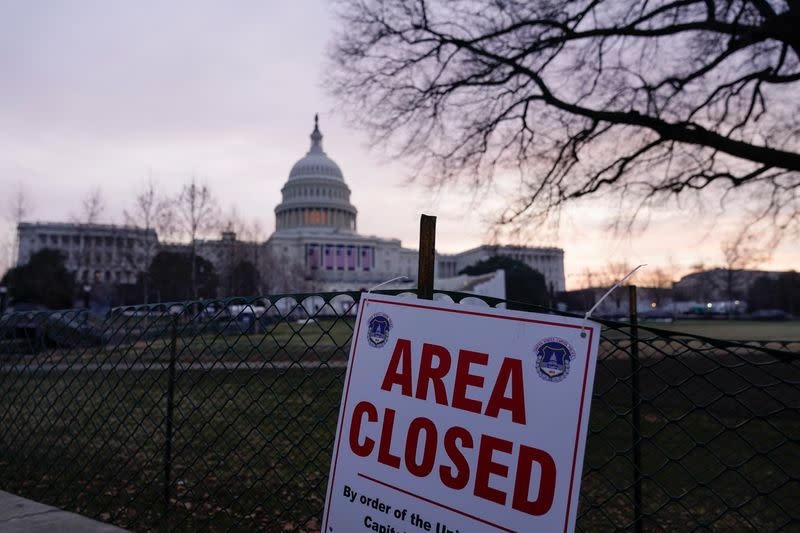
191,240,197,300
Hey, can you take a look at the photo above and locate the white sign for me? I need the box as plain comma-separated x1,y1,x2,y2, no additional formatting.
322,293,601,533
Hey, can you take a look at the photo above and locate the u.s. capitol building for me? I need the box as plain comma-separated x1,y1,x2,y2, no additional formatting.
16,117,565,295
264,116,564,292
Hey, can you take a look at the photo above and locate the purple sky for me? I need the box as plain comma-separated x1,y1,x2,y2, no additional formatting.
1,0,796,288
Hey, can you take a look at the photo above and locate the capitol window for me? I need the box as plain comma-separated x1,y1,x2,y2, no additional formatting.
307,210,326,225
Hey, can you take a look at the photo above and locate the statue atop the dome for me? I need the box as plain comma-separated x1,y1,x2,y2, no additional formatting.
310,113,323,153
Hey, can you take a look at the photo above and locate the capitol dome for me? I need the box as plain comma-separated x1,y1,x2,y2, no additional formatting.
289,152,344,180
274,115,357,233
288,121,344,180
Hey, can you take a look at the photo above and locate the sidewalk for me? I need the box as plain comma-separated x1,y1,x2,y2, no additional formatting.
0,490,128,532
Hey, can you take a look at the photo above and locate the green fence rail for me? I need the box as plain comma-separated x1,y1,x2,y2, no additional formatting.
0,291,797,531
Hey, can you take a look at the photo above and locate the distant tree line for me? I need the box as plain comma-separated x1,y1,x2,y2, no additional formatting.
1,248,265,310
142,251,261,303
748,272,800,315
0,250,74,309
459,255,550,309
0,176,285,310
5,233,797,315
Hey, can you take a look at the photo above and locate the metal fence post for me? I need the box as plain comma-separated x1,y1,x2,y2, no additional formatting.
163,314,178,519
0,285,8,314
629,285,643,533
417,214,436,300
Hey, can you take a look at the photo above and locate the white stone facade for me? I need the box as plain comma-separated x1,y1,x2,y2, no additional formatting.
16,222,157,285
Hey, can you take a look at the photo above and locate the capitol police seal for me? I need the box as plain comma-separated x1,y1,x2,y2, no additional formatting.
366,312,392,348
535,337,576,382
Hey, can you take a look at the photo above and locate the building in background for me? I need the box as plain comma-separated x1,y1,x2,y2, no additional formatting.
14,116,566,300
265,115,420,290
263,116,565,293
672,268,784,302
436,245,565,293
16,222,157,285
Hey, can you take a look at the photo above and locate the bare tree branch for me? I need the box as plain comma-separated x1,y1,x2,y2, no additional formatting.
79,188,105,225
176,178,218,299
2,183,32,275
124,177,168,304
328,0,800,244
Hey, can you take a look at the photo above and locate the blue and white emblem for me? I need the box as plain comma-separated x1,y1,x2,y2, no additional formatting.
367,312,392,348
535,337,576,382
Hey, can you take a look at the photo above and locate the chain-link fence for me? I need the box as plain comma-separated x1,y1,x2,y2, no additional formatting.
0,291,797,531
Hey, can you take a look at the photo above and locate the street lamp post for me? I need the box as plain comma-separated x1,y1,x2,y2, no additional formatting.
83,284,92,310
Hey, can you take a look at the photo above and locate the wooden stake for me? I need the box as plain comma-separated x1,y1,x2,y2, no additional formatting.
417,214,436,300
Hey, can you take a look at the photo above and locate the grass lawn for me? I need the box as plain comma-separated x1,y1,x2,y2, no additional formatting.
641,320,800,341
1,311,798,531
0,369,344,531
8,317,796,369
1,360,797,532
5,317,357,365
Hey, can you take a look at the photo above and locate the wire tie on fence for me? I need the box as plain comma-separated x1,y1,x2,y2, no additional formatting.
367,276,409,293
580,264,647,338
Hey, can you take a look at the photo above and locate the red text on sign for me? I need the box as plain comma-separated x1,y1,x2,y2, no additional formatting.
380,339,527,424
348,402,556,517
